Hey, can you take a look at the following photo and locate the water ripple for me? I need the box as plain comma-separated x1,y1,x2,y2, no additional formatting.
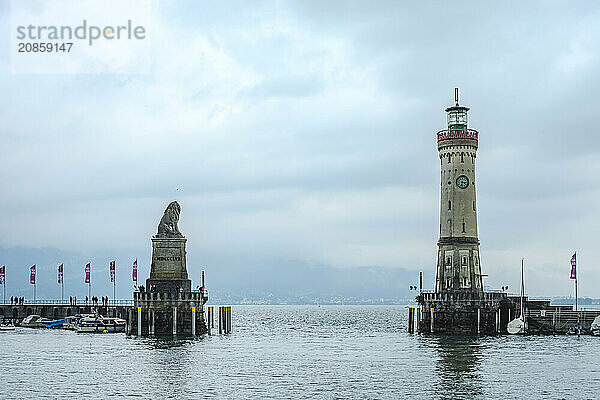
1,305,599,399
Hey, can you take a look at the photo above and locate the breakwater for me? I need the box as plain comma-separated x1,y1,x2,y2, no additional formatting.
0,301,131,322
412,294,600,335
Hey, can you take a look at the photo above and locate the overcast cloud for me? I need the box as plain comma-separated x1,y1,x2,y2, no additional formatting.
1,1,599,298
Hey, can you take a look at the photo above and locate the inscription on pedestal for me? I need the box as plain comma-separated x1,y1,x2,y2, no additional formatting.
150,238,188,280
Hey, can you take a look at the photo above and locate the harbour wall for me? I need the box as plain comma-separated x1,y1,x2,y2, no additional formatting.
0,304,131,322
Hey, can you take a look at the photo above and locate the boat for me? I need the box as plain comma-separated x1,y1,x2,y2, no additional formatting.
43,319,66,329
21,315,52,328
507,315,525,335
76,315,126,333
0,324,16,331
63,315,88,330
590,315,600,336
566,326,582,336
507,259,527,335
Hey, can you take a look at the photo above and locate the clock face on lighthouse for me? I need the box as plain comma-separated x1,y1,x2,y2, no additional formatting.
456,175,469,189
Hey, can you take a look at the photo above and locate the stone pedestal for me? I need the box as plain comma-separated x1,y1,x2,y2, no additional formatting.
146,237,191,294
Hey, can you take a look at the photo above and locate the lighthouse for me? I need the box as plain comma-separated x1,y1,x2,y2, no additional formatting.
435,88,483,293
416,89,515,334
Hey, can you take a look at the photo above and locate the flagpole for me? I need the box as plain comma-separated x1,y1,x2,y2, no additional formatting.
575,254,579,333
575,278,578,311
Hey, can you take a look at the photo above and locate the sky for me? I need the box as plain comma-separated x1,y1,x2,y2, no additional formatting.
1,1,599,299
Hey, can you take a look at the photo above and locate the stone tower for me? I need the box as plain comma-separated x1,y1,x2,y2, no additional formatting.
435,89,483,293
417,90,515,334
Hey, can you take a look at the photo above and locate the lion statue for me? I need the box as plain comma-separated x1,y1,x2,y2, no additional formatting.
157,201,183,237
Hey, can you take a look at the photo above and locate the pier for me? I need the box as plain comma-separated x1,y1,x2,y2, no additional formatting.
417,291,514,334
0,300,132,323
520,298,600,334
129,290,208,336
412,293,600,335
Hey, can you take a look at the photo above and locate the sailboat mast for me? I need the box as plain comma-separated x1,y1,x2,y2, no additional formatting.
520,258,524,319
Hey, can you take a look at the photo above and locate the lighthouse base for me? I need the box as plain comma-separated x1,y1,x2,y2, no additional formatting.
417,291,516,334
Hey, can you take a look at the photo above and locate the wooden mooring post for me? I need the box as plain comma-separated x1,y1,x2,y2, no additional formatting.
191,306,196,336
218,306,222,334
137,306,142,336
207,306,214,335
496,309,500,333
216,306,231,334
227,306,231,333
430,307,434,333
408,308,414,333
173,307,177,335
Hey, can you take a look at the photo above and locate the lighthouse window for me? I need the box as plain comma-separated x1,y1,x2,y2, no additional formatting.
461,152,464,163
448,201,451,210
473,201,476,211
462,222,466,233
447,154,451,164
462,256,467,265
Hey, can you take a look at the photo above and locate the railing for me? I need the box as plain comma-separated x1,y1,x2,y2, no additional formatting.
437,129,478,142
419,291,508,303
525,308,600,332
134,290,206,302
0,299,134,306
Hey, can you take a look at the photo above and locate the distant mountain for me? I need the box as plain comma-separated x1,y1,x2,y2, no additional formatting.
0,246,421,304
548,297,600,306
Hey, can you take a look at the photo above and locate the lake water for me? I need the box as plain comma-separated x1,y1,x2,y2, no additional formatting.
1,305,599,399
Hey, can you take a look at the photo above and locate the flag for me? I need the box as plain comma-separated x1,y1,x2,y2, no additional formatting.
110,260,115,283
58,264,63,284
30,265,36,284
0,265,5,285
132,259,137,283
85,262,91,284
570,253,577,280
